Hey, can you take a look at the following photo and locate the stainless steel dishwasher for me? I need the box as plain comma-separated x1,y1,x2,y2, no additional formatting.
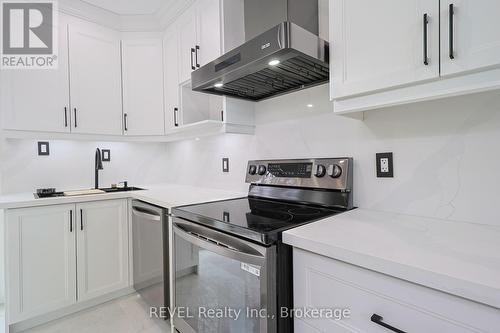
132,200,169,317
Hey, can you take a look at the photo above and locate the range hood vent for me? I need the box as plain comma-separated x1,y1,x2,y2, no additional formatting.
191,0,329,101
202,53,328,101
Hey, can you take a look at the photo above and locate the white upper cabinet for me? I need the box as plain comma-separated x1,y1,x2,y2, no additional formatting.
440,0,500,76
76,200,129,302
178,7,198,83
196,0,222,67
164,28,181,130
1,20,71,133
68,22,123,135
1,3,250,141
331,0,439,99
331,0,500,113
6,205,77,323
178,0,222,83
121,39,165,136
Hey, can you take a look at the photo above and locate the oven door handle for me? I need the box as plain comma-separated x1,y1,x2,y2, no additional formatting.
173,220,266,266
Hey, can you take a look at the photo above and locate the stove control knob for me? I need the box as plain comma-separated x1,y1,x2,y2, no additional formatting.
248,165,257,175
257,165,267,175
328,164,342,178
315,164,326,177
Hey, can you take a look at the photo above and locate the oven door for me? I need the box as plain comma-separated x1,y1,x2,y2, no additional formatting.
173,217,276,333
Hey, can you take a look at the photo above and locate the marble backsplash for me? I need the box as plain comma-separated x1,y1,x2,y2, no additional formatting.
164,85,500,227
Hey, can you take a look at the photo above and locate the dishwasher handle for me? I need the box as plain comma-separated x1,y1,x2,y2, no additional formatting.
132,206,162,221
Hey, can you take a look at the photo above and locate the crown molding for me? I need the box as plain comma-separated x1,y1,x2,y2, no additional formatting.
58,0,193,32
59,0,122,30
155,0,196,30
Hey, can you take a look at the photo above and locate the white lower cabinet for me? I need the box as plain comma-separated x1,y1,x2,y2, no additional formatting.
76,200,129,302
293,248,500,333
6,199,130,325
6,204,77,323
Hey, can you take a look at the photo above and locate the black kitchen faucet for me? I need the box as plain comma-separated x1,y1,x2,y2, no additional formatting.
95,148,103,189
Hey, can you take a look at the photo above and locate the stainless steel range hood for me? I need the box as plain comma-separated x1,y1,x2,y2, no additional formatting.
191,0,329,101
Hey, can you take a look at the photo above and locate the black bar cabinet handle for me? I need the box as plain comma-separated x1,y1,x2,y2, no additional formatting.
423,13,429,66
449,3,455,59
124,113,128,131
73,108,77,128
80,209,83,231
69,210,73,232
174,107,179,127
64,107,68,127
195,45,200,68
371,314,407,333
190,48,195,70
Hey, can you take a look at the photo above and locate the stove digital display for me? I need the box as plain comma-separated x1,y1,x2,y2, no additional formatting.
267,163,313,178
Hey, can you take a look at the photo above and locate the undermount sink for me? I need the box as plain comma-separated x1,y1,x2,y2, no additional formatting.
34,187,145,199
100,187,145,193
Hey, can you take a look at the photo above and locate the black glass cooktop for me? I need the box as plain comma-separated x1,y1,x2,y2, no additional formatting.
172,197,342,245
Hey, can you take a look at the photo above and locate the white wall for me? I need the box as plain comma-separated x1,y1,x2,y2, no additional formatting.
0,140,170,194
164,85,500,227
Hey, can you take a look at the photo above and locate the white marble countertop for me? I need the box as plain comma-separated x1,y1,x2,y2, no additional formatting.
0,183,246,210
283,208,500,309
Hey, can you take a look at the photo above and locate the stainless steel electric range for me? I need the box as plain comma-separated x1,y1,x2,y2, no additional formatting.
171,158,354,333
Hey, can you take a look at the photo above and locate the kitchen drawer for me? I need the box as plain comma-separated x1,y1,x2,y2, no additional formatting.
293,248,500,333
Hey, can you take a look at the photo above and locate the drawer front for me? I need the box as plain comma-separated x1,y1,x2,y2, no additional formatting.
293,249,500,333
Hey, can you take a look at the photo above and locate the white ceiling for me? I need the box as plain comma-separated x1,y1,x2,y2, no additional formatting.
81,0,174,15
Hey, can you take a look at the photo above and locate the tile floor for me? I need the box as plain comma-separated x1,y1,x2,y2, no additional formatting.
22,294,171,333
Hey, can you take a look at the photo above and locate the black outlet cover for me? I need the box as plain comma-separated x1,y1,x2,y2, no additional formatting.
102,149,111,162
222,158,229,172
376,152,394,178
38,142,50,156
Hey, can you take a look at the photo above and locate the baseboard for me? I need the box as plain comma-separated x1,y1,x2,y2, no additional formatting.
8,287,135,333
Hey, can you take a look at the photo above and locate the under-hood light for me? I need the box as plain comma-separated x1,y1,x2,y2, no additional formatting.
214,82,224,88
268,59,280,66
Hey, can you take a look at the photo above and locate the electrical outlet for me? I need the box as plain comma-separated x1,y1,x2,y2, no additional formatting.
102,149,111,162
380,158,389,173
222,158,229,172
38,142,49,156
376,152,393,178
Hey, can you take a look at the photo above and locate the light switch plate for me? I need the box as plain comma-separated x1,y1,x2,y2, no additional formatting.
38,142,49,156
222,158,229,172
102,149,111,162
376,152,393,178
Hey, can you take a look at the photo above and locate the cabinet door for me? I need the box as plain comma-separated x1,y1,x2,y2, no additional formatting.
6,205,76,323
441,0,500,76
196,0,221,67
121,39,165,136
1,21,70,133
76,200,129,302
163,29,181,130
331,0,439,99
68,23,122,135
178,8,198,83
